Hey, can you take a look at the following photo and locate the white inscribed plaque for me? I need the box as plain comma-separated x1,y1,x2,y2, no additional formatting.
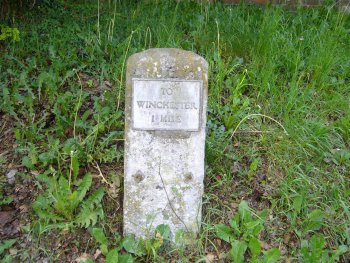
132,78,202,131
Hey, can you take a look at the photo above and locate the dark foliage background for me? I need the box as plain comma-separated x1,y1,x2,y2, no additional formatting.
0,0,62,21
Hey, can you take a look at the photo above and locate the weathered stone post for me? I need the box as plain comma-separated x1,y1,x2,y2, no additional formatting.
124,48,208,239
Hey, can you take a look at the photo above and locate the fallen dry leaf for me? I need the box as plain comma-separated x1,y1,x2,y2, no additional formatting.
93,249,102,260
0,211,15,227
261,241,271,250
72,245,78,253
76,253,90,263
19,205,29,213
30,170,40,176
230,202,238,209
218,253,226,260
9,248,17,255
205,253,216,263
214,238,222,247
104,80,112,88
284,233,291,244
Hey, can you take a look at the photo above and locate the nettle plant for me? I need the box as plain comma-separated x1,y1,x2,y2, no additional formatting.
89,228,134,263
215,201,280,263
33,153,104,230
121,224,175,261
287,196,348,261
301,234,347,263
0,25,20,42
88,224,174,263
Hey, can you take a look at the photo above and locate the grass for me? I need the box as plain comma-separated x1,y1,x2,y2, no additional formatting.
0,0,349,262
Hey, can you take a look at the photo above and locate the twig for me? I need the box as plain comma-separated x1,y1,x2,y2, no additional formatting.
94,162,118,203
94,161,112,187
116,30,134,111
69,150,74,188
97,0,101,44
223,113,288,153
234,130,274,134
30,0,36,9
74,71,84,139
0,150,9,157
0,118,7,135
158,157,189,232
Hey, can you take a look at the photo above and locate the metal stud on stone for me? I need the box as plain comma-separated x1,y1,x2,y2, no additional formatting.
123,48,208,241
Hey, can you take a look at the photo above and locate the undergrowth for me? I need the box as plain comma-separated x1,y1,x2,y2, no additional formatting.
0,0,349,262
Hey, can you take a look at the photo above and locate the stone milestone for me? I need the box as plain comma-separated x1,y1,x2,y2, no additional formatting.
124,48,208,240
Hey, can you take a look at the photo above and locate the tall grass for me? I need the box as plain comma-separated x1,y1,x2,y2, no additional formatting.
0,0,349,260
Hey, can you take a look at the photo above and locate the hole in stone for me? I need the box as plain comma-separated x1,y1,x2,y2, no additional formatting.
184,172,193,183
132,170,144,183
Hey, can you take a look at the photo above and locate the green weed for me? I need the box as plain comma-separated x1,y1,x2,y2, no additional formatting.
33,172,105,230
90,227,134,263
0,25,20,42
0,239,16,263
215,201,280,262
0,0,349,261
89,224,174,262
301,234,347,263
